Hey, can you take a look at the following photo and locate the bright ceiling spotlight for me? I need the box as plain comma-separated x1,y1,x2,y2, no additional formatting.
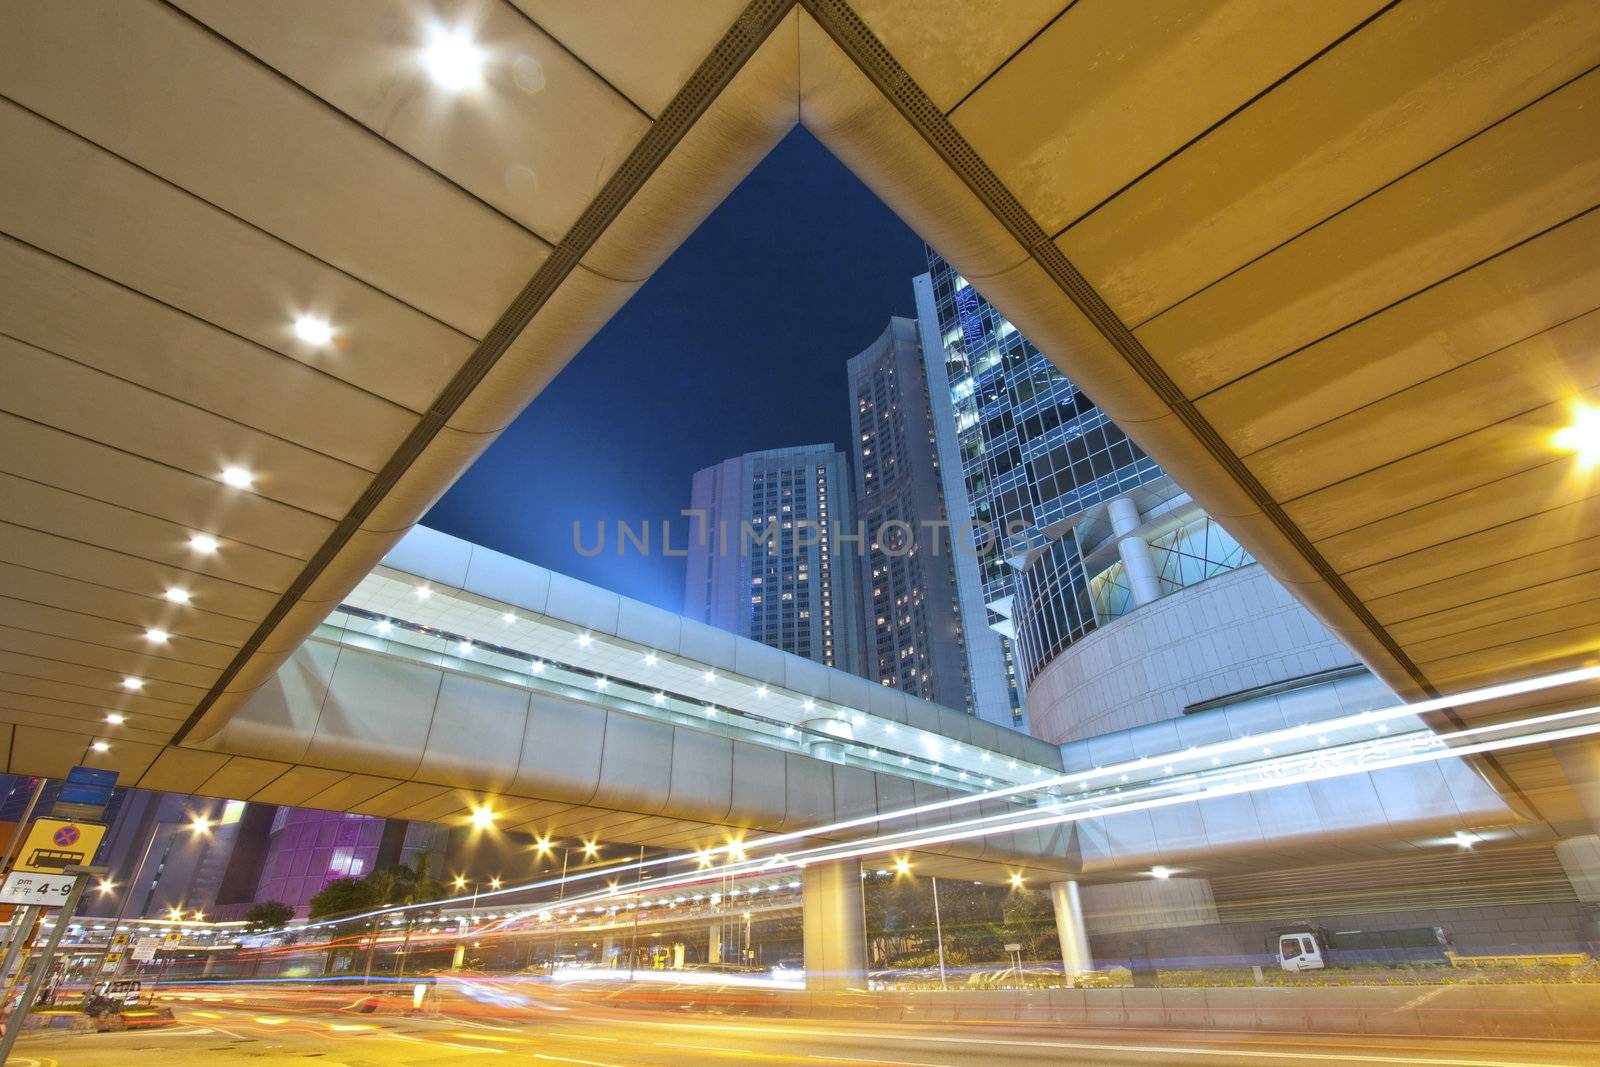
1454,830,1476,850
292,315,333,346
122,677,143,691
502,611,516,624
469,804,496,831
893,857,911,876
422,26,486,92
1150,865,1174,880
1008,872,1024,888
164,588,190,604
414,585,432,600
104,713,125,726
189,815,212,834
91,741,110,753
220,466,254,489
1555,404,1600,467
582,840,600,859
578,633,592,647
644,652,657,665
452,875,467,890
144,629,169,644
188,533,220,554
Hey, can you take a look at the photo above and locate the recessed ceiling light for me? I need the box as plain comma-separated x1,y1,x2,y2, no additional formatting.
755,686,767,698
91,741,110,753
105,713,125,726
802,700,815,711
122,677,143,691
422,26,486,92
501,612,516,624
1150,866,1174,880
531,661,545,674
414,585,432,600
578,633,592,647
220,467,254,489
292,315,334,346
375,620,392,635
595,678,608,689
458,641,473,656
644,652,657,665
188,534,220,554
1555,405,1600,467
145,629,169,644
164,588,190,604
703,671,715,683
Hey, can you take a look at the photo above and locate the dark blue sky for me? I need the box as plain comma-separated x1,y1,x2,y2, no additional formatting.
425,129,929,610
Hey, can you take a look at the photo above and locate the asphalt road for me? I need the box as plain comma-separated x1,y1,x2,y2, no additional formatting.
12,993,1600,1067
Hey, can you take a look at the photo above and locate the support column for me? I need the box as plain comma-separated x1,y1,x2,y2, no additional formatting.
802,858,866,990
1554,740,1600,947
1108,495,1161,607
707,923,721,965
1049,880,1092,978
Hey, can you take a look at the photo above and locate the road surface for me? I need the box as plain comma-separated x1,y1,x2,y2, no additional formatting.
11,990,1600,1066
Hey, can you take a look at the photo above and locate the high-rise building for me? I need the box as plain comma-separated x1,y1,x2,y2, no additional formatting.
684,445,865,675
914,251,1265,734
846,318,975,715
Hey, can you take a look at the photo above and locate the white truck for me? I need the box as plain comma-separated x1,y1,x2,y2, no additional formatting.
1271,925,1451,972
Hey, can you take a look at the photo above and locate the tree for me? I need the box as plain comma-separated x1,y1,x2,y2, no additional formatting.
242,900,295,931
308,876,377,921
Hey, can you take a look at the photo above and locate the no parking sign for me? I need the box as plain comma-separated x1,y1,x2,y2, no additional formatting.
12,817,104,873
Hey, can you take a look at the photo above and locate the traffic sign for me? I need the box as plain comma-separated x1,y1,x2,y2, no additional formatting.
130,937,159,962
59,766,117,808
0,870,75,907
12,818,105,874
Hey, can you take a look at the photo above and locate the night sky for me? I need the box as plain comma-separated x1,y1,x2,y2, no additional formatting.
424,129,929,611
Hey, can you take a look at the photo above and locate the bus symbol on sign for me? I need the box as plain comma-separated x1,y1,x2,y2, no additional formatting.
52,826,80,848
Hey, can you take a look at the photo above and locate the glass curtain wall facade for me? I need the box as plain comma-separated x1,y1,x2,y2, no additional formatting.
847,317,973,712
915,250,1166,693
685,445,866,676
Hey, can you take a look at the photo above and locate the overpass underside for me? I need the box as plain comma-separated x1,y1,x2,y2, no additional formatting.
0,1,1595,869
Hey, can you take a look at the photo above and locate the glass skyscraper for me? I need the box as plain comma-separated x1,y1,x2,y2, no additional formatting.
914,249,1254,710
684,445,865,676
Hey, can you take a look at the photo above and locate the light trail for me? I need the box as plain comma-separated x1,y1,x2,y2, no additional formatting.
282,664,1600,934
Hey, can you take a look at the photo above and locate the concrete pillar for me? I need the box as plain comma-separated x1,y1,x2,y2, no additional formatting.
1555,739,1600,829
802,858,866,990
1555,836,1600,949
1050,880,1092,977
1108,496,1161,607
707,922,721,965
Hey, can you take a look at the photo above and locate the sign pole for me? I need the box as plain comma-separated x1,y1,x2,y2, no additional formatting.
0,868,95,1064
0,909,39,1002
0,781,45,877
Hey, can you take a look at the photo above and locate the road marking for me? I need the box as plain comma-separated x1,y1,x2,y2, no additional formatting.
385,1030,507,1054
534,1054,631,1067
671,1022,1575,1067
547,1031,621,1041
659,1042,747,1054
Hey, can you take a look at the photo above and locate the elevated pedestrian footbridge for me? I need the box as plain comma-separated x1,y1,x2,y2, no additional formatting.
182,528,1556,884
